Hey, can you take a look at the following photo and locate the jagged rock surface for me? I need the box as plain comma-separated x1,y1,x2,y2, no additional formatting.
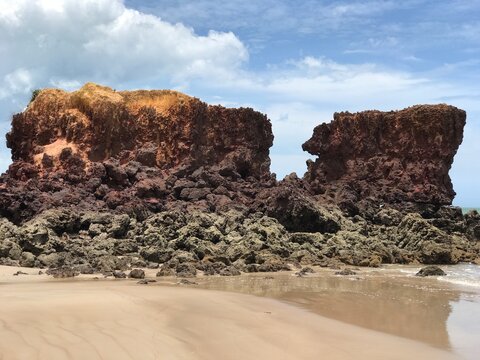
0,85,478,273
7,83,272,180
303,105,466,208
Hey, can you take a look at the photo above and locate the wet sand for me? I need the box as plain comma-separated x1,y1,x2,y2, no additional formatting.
195,266,480,359
0,266,472,360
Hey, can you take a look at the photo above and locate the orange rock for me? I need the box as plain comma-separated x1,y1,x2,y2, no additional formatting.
7,83,273,179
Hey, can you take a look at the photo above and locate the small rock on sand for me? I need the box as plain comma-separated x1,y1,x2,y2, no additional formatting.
13,271,28,276
113,271,127,279
128,269,145,279
415,265,446,277
46,267,79,278
295,267,315,277
335,269,357,276
137,279,157,285
177,279,198,285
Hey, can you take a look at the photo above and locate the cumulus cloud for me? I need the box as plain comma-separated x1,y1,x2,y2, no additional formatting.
0,0,247,99
0,0,478,205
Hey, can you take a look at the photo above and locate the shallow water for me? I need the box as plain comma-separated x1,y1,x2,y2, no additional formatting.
194,264,480,360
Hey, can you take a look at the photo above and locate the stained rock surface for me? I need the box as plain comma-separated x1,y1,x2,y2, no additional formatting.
0,84,478,275
7,83,272,180
303,105,466,207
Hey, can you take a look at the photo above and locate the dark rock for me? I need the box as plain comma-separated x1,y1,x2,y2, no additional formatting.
335,269,357,276
295,267,315,277
303,105,465,205
128,269,145,279
259,186,340,233
113,271,127,278
219,266,241,276
137,279,157,285
156,267,175,277
46,266,79,278
13,271,28,276
74,264,95,274
177,279,198,285
175,263,197,278
0,84,475,276
416,265,446,277
19,252,35,267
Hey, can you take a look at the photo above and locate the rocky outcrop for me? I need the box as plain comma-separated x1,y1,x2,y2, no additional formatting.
0,84,478,273
7,83,272,180
303,105,465,208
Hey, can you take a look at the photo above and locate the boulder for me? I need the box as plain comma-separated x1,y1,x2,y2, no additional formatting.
128,269,145,279
416,265,446,277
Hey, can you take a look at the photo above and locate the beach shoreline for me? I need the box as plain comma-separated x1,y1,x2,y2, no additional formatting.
2,265,479,359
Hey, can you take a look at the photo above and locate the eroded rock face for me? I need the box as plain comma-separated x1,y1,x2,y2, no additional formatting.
0,85,478,272
303,105,466,206
7,83,272,180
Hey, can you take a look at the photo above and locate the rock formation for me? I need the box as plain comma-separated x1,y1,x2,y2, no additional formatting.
7,83,272,180
303,105,465,208
0,84,478,275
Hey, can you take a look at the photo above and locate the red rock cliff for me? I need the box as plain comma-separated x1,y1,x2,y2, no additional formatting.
302,105,465,206
6,83,273,179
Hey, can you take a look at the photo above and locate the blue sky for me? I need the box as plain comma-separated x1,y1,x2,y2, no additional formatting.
0,0,479,205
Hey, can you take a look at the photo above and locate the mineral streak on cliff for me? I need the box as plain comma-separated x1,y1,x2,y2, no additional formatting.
6,83,273,180
302,105,466,206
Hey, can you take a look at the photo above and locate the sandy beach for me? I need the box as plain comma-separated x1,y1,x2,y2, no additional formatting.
0,266,466,360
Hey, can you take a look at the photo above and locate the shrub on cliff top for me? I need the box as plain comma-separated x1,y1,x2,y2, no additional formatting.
30,89,41,103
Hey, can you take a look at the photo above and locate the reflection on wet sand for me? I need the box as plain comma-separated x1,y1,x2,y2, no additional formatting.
196,271,463,350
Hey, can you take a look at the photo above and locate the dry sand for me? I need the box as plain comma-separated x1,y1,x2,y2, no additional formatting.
0,266,458,360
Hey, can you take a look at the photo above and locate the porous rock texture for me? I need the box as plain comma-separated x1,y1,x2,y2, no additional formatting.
0,84,479,276
7,83,272,180
303,105,466,208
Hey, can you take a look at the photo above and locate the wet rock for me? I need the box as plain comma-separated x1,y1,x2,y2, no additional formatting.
415,265,446,277
177,279,198,285
137,279,157,285
295,267,315,277
335,269,357,276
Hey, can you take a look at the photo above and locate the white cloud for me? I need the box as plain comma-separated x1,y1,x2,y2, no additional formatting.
0,1,478,205
0,68,33,99
0,0,247,99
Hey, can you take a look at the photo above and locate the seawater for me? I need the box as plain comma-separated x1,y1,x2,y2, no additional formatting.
437,263,480,289
194,265,480,359
389,263,480,290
